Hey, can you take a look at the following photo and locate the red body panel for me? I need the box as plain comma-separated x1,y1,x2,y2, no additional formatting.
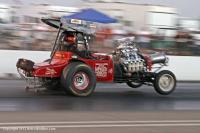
33,51,114,82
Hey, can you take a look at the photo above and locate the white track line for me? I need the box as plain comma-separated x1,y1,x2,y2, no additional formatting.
0,120,200,125
1,123,200,129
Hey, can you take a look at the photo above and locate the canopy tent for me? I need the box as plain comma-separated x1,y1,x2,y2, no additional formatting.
62,8,118,24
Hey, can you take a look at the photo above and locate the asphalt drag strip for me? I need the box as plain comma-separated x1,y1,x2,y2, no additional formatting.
1,120,200,129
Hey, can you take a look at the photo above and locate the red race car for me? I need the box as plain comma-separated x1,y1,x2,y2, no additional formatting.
16,18,176,97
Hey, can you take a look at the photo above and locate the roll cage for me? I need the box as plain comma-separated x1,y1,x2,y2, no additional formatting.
41,18,96,63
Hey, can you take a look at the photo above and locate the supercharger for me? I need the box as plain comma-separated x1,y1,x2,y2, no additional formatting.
119,47,145,73
114,37,145,73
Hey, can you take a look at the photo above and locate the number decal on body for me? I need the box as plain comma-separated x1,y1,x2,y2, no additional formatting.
95,63,108,77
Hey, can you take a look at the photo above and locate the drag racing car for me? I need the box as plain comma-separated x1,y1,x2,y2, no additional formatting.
16,17,176,97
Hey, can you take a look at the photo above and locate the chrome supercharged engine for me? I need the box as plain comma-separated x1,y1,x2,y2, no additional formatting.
119,48,145,73
114,37,145,73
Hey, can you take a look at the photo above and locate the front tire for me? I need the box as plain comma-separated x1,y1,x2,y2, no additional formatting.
61,62,96,97
154,70,176,95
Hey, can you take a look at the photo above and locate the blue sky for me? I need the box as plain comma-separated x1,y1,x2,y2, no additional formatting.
0,0,199,18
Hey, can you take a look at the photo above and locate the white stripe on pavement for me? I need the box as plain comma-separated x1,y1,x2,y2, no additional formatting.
1,123,200,129
0,120,200,125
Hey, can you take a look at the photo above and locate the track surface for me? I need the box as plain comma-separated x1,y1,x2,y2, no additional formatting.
0,80,200,111
0,80,200,133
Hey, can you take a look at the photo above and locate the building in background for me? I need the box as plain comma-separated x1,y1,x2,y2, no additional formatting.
0,4,12,23
11,4,79,24
0,0,199,56
47,6,79,18
80,0,177,36
179,18,200,32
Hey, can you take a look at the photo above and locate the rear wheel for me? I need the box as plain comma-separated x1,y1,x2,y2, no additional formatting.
154,70,176,95
61,62,96,97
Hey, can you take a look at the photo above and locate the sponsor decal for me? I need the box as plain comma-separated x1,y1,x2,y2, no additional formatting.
95,63,108,77
71,19,82,24
45,68,57,75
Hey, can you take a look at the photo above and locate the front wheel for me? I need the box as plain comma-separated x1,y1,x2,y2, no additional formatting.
154,70,176,95
61,62,96,97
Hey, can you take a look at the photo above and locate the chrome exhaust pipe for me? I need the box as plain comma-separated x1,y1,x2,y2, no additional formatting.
150,53,168,64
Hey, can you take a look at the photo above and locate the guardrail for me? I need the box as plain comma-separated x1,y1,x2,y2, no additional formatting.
0,50,200,81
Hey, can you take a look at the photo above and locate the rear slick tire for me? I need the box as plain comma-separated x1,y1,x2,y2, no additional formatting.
61,62,96,97
154,70,176,95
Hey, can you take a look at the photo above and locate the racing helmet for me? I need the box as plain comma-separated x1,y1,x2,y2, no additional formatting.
64,34,76,45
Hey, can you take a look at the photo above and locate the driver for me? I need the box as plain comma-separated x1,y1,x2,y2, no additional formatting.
61,32,92,58
60,32,77,52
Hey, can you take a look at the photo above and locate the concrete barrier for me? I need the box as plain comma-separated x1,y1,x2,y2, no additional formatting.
160,56,200,81
0,50,50,78
0,50,200,81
